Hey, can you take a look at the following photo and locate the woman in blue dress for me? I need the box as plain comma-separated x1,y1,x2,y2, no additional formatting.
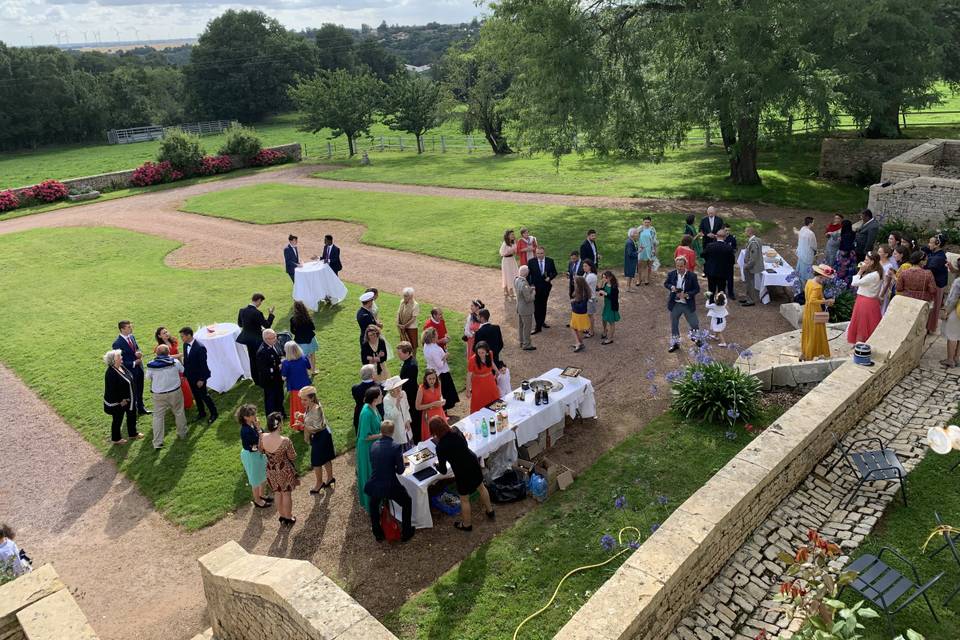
637,217,659,285
623,228,639,291
236,404,271,509
281,341,313,431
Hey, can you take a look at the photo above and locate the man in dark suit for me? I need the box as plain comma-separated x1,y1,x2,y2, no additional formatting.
854,208,879,261
473,309,505,368
364,421,415,542
699,206,724,242
236,293,274,384
112,320,149,414
528,246,558,333
179,327,218,424
722,225,738,298
321,234,343,275
283,234,301,282
665,255,702,352
255,329,285,418
352,364,382,434
566,251,583,299
395,342,421,443
703,228,735,295
579,230,600,269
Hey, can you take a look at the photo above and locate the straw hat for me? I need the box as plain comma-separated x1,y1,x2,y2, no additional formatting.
298,385,317,399
812,264,835,278
359,291,375,303
381,375,407,391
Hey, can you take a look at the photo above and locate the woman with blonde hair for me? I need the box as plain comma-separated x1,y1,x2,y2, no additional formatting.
281,341,312,431
361,324,390,382
396,287,421,349
422,326,459,410
299,386,335,494
569,275,591,352
500,229,519,299
103,348,142,445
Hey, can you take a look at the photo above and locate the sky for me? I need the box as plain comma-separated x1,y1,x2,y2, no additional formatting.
0,0,485,47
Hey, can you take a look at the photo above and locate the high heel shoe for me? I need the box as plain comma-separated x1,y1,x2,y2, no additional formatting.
279,516,297,526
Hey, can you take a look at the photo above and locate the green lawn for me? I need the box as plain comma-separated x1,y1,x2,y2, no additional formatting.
0,227,464,529
181,183,766,270
320,143,869,212
841,446,960,638
386,405,788,640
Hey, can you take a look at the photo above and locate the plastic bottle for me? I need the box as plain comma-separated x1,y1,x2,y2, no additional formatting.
529,473,548,502
481,417,489,438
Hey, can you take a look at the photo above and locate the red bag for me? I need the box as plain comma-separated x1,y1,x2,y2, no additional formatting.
380,503,402,542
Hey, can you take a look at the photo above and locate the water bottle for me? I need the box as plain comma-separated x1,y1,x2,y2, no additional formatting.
481,417,489,438
474,420,481,438
529,473,548,502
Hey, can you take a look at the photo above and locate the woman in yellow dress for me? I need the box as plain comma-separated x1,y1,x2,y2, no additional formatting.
801,264,836,361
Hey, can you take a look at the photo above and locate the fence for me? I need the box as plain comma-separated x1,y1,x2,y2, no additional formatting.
106,119,236,145
312,134,491,159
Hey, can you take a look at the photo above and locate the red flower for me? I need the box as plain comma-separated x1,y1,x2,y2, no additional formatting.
0,190,19,212
198,155,233,176
20,180,68,203
131,161,182,187
249,149,287,167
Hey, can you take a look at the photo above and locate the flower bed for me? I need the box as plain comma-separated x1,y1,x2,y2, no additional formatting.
0,190,19,212
249,148,289,167
198,155,234,176
21,179,69,203
131,161,184,187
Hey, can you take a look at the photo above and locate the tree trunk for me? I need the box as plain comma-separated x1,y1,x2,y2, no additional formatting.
728,114,761,185
717,103,737,151
347,135,356,157
865,102,901,138
484,125,513,155
416,134,423,154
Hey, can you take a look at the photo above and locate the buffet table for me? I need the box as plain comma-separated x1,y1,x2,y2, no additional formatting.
737,245,795,305
293,260,348,309
193,322,252,393
395,367,596,528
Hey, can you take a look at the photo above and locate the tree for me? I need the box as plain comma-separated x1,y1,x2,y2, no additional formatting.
382,73,448,152
315,23,357,71
185,10,317,122
492,0,844,184
355,39,402,81
289,69,382,156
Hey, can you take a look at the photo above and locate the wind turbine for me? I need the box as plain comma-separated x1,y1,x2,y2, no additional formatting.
132,27,140,41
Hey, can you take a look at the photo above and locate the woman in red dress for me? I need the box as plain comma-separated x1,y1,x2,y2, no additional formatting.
516,228,538,267
415,369,447,442
462,299,484,365
424,307,449,350
154,326,194,409
466,341,501,413
846,251,885,344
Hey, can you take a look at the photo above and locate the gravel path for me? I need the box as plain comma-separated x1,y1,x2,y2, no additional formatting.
0,165,802,639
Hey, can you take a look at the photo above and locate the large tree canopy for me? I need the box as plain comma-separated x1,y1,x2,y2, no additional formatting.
186,10,317,122
289,69,383,156
382,73,449,152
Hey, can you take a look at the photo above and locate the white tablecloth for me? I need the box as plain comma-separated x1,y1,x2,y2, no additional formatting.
395,367,596,528
193,322,251,393
293,261,348,310
737,246,795,305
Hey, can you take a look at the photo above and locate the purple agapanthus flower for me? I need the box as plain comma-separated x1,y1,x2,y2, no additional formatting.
656,495,669,506
628,540,641,550
665,369,685,383
650,523,660,533
649,384,659,396
692,371,705,382
645,369,656,381
726,408,740,419
600,534,616,551
739,349,753,360
725,430,737,440
614,495,627,509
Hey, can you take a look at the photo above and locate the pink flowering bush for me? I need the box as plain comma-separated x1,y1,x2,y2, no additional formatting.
249,149,288,166
21,179,69,203
131,161,183,187
198,155,233,176
0,190,19,212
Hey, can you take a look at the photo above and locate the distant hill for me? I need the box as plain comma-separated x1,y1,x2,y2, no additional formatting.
304,20,481,67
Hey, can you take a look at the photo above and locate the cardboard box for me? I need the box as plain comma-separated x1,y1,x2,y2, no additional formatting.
547,421,565,448
517,434,546,461
533,456,574,496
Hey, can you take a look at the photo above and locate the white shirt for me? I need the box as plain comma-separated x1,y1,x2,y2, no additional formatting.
585,272,598,300
0,538,29,577
851,271,882,298
145,359,185,393
424,343,449,374
383,392,411,444
796,226,817,263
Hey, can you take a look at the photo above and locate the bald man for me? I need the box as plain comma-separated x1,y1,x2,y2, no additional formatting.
256,329,286,418
699,206,724,241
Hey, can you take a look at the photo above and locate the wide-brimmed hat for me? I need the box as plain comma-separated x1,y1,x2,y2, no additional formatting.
359,291,375,303
812,264,835,278
298,385,317,399
381,375,408,391
853,343,874,367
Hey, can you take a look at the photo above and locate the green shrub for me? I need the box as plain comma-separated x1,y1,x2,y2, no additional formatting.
157,130,205,174
670,361,761,426
880,216,960,247
829,289,855,323
217,125,263,160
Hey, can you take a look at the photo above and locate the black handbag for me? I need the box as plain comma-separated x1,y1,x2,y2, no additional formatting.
486,469,528,504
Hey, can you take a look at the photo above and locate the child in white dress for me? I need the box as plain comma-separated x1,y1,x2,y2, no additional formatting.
706,292,730,347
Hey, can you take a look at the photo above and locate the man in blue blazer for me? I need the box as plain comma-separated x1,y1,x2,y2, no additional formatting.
320,235,342,275
112,320,149,414
364,421,415,542
179,327,219,424
283,234,301,281
664,256,702,352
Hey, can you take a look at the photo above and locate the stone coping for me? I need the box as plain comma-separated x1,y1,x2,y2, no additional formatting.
0,564,99,639
555,295,929,640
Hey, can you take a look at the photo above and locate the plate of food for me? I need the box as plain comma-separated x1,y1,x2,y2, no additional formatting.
405,449,435,465
560,366,582,378
487,399,507,412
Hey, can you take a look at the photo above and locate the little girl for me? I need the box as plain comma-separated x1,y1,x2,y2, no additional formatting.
706,291,730,347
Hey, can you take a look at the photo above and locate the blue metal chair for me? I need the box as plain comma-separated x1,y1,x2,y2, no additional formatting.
843,548,942,636
825,435,907,508
928,511,960,606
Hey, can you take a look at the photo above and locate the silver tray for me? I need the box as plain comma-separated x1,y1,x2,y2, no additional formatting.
529,379,563,392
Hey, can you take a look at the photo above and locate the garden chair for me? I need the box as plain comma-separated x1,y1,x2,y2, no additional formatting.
842,548,942,636
825,435,907,508
928,511,960,606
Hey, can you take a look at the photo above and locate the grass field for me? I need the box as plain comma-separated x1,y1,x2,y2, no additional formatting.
840,438,960,638
180,183,767,269
385,404,789,640
0,227,464,529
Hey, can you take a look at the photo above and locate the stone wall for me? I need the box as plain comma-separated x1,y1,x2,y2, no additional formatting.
554,295,929,640
818,138,922,181
867,138,960,227
0,565,99,639
198,541,397,640
5,143,303,197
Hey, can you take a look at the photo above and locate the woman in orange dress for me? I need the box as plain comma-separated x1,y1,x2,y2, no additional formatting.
462,299,484,365
516,227,538,267
415,369,447,442
466,341,501,413
154,326,194,409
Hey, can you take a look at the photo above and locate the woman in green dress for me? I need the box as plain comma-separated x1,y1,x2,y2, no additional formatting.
684,214,702,268
355,385,384,510
599,271,621,345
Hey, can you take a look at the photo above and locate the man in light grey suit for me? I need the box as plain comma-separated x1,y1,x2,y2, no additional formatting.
514,265,537,351
742,226,764,306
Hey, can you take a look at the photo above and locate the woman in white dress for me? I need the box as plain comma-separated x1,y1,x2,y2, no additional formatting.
382,376,413,450
500,229,519,299
941,258,960,368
